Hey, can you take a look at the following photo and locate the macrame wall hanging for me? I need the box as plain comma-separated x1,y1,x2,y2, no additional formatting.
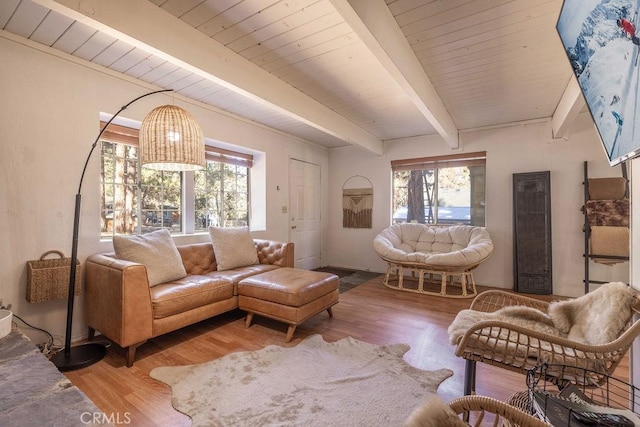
342,175,373,228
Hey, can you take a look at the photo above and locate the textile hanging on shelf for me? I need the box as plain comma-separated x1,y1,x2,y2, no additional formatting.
342,175,373,228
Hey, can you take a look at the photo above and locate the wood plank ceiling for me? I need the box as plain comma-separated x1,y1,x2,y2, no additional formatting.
1,0,579,154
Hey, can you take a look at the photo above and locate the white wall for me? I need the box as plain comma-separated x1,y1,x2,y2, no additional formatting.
0,36,329,343
326,115,629,298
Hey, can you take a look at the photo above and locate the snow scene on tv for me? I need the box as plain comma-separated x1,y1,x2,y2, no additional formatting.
557,0,640,164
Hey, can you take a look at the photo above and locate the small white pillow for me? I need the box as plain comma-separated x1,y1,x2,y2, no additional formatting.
113,229,187,287
208,226,258,271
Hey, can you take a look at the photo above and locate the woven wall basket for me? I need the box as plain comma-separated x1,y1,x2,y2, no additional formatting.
26,250,81,303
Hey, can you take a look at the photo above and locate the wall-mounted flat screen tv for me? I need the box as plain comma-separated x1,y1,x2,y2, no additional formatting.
557,0,640,165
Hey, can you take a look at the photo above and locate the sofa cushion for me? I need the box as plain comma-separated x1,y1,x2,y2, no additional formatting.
150,276,235,318
210,264,281,291
177,242,217,275
208,226,259,271
113,229,186,286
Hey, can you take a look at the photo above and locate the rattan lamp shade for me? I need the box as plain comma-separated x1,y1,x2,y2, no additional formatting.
140,105,205,171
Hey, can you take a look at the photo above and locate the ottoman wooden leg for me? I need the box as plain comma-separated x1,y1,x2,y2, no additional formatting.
285,324,297,342
245,312,254,328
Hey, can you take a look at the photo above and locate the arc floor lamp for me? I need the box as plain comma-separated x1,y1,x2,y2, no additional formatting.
51,89,205,371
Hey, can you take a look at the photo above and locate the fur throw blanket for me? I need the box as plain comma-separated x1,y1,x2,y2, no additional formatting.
449,282,637,346
404,394,466,427
548,282,637,344
448,305,562,345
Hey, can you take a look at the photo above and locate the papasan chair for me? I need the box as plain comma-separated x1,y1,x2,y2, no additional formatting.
373,223,494,298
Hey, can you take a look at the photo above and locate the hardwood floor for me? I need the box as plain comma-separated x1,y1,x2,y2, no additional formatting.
63,275,628,426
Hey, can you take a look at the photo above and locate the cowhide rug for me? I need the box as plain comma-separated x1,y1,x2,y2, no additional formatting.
150,334,453,426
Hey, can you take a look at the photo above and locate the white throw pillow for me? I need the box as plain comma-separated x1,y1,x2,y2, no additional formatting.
113,229,187,287
208,226,258,271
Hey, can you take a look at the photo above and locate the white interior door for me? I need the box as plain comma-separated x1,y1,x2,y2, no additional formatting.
289,159,321,270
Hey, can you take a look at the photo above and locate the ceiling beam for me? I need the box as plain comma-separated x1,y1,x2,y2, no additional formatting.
552,75,585,139
34,0,384,155
329,0,459,148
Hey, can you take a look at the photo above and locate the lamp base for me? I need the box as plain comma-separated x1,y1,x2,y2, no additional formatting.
50,342,107,372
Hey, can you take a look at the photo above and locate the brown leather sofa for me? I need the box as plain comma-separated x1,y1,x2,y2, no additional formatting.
84,239,294,366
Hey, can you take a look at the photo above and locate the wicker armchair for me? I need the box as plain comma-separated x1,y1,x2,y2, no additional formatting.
451,289,640,395
448,395,548,427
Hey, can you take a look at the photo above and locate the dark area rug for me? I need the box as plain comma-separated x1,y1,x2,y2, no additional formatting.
313,267,381,293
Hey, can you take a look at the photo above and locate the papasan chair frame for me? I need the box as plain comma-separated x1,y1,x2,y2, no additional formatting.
374,223,494,298
448,395,548,427
450,286,640,396
405,394,547,427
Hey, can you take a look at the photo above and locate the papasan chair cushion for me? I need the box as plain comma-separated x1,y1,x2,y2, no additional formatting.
373,223,494,269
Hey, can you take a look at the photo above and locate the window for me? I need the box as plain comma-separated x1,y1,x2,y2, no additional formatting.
391,152,486,226
101,139,182,236
100,122,251,238
194,149,251,232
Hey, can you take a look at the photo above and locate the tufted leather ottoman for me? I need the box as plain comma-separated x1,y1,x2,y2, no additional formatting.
238,267,339,342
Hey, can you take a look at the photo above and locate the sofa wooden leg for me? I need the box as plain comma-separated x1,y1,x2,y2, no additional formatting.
327,307,333,318
88,327,96,340
285,324,297,342
245,312,254,328
126,341,146,368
